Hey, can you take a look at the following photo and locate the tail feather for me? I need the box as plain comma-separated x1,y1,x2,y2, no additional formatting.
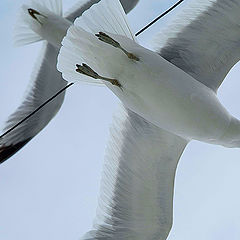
74,0,135,41
57,0,135,85
14,0,62,46
14,5,43,47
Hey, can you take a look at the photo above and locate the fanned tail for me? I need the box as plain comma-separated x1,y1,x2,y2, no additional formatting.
14,0,62,46
73,0,135,40
57,0,135,85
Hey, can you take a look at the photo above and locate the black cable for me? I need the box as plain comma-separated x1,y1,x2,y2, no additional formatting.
0,83,74,139
135,0,184,36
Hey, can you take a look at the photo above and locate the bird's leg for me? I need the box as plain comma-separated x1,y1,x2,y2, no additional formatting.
76,63,122,87
95,32,140,61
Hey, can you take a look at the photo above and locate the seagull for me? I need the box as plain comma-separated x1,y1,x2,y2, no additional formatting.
57,0,240,239
0,0,139,164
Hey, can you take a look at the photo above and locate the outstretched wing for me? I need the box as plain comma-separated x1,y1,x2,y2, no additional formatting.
155,0,240,92
81,107,188,240
0,0,140,164
65,0,139,21
0,43,67,164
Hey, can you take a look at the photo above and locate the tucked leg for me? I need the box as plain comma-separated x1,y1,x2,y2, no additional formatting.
95,32,140,61
76,63,122,87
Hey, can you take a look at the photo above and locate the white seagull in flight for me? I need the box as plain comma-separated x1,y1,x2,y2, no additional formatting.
1,0,240,239
56,0,240,239
0,0,139,163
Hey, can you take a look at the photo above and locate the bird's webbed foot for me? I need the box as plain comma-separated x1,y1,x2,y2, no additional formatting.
76,63,122,88
95,32,140,61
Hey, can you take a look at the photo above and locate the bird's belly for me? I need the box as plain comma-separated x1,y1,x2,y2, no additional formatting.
131,79,230,143
111,47,231,144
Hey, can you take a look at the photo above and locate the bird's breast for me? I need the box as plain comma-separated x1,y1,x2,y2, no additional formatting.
110,43,232,144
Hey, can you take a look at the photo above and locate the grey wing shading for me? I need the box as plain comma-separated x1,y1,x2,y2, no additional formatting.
65,0,139,21
119,0,139,13
155,0,240,92
81,107,188,240
0,43,67,164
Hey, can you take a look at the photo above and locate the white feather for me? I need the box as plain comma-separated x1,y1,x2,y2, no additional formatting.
155,0,240,91
14,0,63,46
80,106,188,240
1,43,67,146
58,0,135,85
1,0,140,163
64,0,139,21
73,0,135,40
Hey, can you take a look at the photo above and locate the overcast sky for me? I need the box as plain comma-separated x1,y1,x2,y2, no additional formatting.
1,0,240,239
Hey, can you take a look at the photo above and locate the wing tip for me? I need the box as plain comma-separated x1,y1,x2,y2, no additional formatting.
0,138,32,165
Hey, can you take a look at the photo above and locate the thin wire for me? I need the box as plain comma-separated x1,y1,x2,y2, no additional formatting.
135,0,184,36
0,0,183,140
0,83,74,139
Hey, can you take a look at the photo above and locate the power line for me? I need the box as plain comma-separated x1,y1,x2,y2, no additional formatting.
135,0,184,36
0,83,74,139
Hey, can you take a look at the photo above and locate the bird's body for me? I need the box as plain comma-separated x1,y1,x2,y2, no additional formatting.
59,15,239,148
98,35,233,146
2,0,240,239
0,0,139,163
57,0,240,239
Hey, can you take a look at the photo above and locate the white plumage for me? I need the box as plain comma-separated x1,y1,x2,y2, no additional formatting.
156,0,240,91
57,0,240,239
1,0,240,239
0,0,139,163
80,107,187,240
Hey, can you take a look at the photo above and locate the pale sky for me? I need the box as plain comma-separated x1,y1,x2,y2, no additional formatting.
1,0,240,239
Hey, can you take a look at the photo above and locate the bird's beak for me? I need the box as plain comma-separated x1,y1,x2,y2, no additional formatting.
28,8,46,25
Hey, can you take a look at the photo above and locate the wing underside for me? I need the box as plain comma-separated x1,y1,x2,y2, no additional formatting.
0,0,140,164
65,0,139,21
0,43,67,164
156,0,240,91
81,107,188,240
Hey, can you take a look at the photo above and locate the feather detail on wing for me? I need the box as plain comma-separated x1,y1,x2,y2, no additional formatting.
81,106,188,240
65,0,139,22
154,0,240,92
0,43,67,164
29,0,62,16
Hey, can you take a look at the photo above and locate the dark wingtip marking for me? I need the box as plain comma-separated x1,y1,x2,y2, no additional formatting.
0,138,32,165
